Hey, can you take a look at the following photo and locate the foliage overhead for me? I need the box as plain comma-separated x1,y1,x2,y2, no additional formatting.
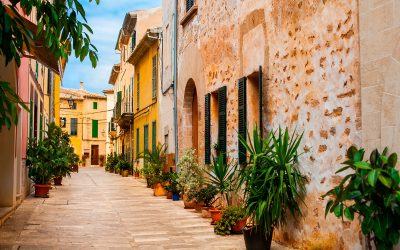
323,146,400,250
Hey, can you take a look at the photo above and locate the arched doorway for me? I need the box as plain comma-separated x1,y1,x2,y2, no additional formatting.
182,79,199,155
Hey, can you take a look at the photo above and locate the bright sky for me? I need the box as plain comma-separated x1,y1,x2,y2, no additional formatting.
62,0,162,93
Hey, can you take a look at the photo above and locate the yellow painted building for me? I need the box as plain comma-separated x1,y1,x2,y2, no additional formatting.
60,82,107,166
127,28,161,161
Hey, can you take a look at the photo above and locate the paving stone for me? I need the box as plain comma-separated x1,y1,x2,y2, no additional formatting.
0,167,292,249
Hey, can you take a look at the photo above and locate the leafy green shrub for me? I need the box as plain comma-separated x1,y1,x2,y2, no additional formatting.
323,146,400,250
141,144,167,187
165,172,181,194
214,206,246,236
26,139,54,184
117,157,131,171
177,148,204,201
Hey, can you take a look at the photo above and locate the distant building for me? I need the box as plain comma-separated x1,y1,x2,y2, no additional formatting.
103,89,115,156
60,82,107,166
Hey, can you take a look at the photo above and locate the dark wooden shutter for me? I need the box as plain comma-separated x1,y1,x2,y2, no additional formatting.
152,121,157,153
218,86,227,162
204,93,211,164
238,77,247,165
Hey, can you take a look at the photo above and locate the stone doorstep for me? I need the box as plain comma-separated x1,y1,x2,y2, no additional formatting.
0,207,14,226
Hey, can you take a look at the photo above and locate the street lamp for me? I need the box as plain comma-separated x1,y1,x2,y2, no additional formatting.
67,96,74,109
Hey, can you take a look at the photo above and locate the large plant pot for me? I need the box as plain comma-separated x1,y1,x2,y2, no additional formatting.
183,194,195,209
231,218,247,234
121,170,129,177
243,226,273,250
172,193,180,201
210,209,222,225
54,177,63,186
201,207,212,218
194,202,204,213
153,183,167,196
134,172,140,178
34,184,51,198
109,169,114,173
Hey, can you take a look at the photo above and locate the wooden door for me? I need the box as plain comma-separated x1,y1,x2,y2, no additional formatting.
91,145,99,165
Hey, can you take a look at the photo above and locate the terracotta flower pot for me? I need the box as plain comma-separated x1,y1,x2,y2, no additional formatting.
153,183,167,196
121,170,129,177
134,172,140,178
210,208,222,225
201,207,212,218
109,169,114,173
183,194,195,209
54,177,63,186
231,218,247,234
194,202,205,213
34,184,51,198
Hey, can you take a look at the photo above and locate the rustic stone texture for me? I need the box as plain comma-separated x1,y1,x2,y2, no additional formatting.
0,168,292,250
175,0,363,248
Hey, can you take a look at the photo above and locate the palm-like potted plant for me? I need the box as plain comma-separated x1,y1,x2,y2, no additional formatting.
239,126,306,250
117,157,131,177
205,154,237,224
26,138,54,197
141,144,168,195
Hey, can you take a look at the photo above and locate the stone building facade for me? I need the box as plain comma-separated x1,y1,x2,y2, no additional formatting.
170,0,400,249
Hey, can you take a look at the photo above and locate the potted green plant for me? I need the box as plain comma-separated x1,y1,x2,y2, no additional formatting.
133,167,140,178
141,144,168,195
165,172,181,201
239,126,306,250
117,157,131,177
194,184,218,218
26,138,54,197
177,148,204,209
323,146,400,250
205,154,237,224
214,206,247,235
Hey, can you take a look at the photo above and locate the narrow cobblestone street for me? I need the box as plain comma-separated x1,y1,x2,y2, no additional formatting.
0,167,288,250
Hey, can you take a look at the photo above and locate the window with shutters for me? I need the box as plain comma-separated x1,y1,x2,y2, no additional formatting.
238,77,247,165
136,72,140,110
93,102,97,110
35,62,39,79
131,31,136,52
60,117,67,128
152,121,156,152
186,0,194,12
152,55,157,99
144,124,149,152
70,118,78,136
218,86,227,162
47,69,51,95
136,128,140,158
92,120,98,138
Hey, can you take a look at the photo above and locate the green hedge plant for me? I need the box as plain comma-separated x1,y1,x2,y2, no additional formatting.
323,146,400,250
214,206,246,236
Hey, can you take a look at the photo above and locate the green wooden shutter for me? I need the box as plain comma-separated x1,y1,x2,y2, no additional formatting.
238,77,247,165
136,128,140,158
152,56,157,98
204,93,211,164
144,124,149,151
218,86,227,162
137,73,140,110
93,102,98,110
39,113,43,140
152,121,156,152
29,101,33,138
92,120,98,138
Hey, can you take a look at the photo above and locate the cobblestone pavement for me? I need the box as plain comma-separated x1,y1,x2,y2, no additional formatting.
0,167,290,250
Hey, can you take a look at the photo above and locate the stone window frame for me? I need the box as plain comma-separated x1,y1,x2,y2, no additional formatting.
180,0,198,26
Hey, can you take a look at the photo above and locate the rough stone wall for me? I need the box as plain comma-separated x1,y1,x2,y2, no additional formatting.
176,0,362,248
360,0,400,156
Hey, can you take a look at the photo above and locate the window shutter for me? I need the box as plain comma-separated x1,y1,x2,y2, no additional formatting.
238,77,247,164
92,120,98,138
152,56,157,98
218,86,227,162
137,73,140,110
204,93,211,164
144,124,149,151
136,128,140,158
39,113,43,140
93,102,97,110
152,121,157,152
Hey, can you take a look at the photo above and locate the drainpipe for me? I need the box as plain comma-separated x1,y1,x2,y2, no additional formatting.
173,0,179,172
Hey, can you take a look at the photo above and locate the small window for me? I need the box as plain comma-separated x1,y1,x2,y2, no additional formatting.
93,101,98,110
152,55,157,98
186,0,194,12
71,101,77,110
60,117,66,128
92,120,98,138
131,31,136,51
70,118,78,136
